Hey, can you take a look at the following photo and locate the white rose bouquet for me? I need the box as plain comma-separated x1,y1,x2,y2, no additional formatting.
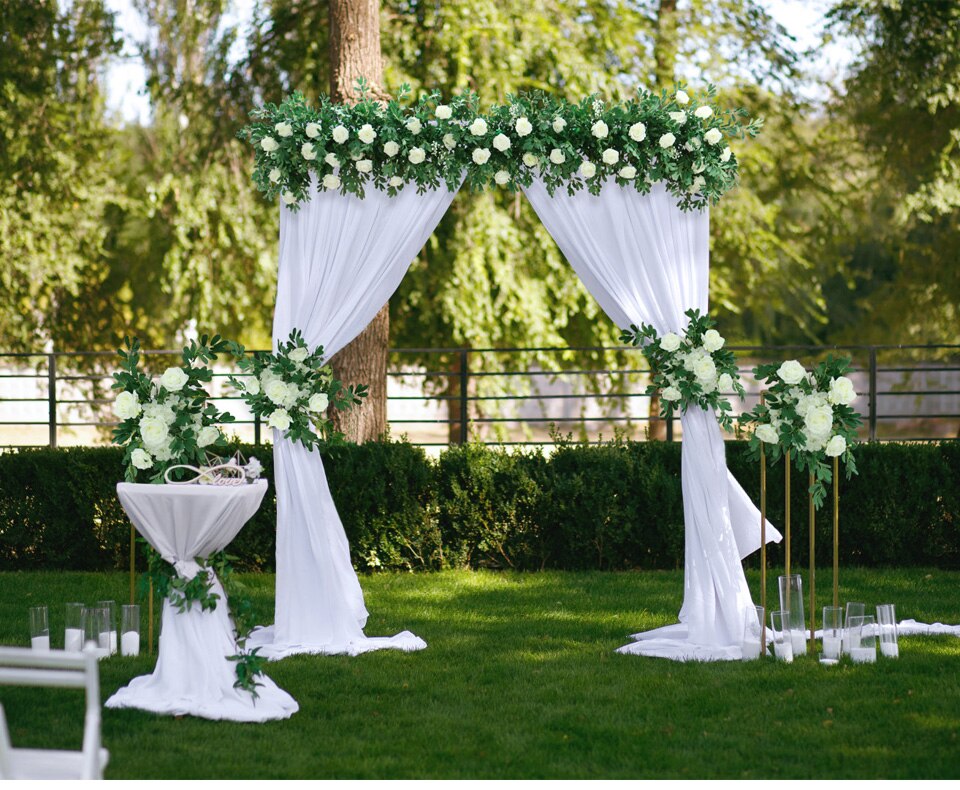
227,329,367,451
620,308,744,431
111,335,235,482
741,355,861,507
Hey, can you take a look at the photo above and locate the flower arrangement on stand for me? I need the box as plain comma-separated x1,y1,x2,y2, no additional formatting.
111,335,236,482
620,308,745,431
227,329,368,450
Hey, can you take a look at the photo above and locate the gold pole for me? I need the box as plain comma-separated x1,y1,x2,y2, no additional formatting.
759,392,767,655
148,579,154,657
129,524,136,605
809,470,816,650
833,456,840,608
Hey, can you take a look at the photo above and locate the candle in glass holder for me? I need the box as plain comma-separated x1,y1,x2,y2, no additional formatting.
29,606,49,651
880,642,899,658
64,628,83,652
822,635,842,659
31,634,51,651
121,631,139,656
850,646,875,664
790,631,807,656
774,640,794,663
741,639,762,660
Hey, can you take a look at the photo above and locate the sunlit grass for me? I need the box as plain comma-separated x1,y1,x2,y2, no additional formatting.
0,569,957,778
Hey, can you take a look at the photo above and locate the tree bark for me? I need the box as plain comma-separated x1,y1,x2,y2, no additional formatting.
327,0,389,442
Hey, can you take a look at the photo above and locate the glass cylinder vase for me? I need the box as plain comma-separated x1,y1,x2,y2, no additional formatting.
877,604,898,659
778,574,806,656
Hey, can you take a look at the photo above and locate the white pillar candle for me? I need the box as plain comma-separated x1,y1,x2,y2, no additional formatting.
109,631,118,655
31,635,50,652
850,646,876,664
121,630,140,657
791,631,807,656
880,642,899,658
774,640,794,663
64,628,83,652
822,636,842,659
741,639,761,660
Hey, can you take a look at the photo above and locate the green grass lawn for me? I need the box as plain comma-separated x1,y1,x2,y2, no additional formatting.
1,568,958,779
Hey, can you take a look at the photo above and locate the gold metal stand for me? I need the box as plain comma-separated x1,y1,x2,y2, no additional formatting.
809,471,816,650
833,456,840,607
129,524,136,605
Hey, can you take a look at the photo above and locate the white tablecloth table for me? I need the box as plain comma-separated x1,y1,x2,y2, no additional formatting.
105,481,298,722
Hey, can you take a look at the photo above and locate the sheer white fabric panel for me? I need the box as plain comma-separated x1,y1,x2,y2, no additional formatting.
523,180,781,661
249,181,458,659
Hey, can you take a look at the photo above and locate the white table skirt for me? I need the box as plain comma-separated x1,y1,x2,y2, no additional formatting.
106,481,298,722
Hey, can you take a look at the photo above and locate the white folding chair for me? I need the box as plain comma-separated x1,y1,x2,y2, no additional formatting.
0,647,109,779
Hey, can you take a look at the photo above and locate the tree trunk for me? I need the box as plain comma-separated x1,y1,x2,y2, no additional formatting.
327,0,389,442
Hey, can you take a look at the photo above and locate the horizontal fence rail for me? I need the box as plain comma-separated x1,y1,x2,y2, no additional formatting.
1,345,959,450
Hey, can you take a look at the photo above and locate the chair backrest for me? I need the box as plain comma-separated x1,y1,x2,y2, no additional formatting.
0,702,12,779
0,647,103,779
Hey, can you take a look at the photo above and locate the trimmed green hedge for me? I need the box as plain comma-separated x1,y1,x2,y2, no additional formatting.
1,441,958,572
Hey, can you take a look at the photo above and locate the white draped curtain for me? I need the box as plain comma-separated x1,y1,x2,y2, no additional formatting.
524,180,782,661
248,178,459,659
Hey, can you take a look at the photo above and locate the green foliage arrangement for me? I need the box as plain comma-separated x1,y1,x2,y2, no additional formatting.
227,329,368,451
620,309,744,430
239,83,762,211
741,356,862,507
111,336,236,482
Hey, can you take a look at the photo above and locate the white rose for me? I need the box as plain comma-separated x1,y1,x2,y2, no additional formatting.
777,360,806,385
301,142,317,160
618,166,637,179
469,118,488,136
405,117,422,135
305,122,321,139
579,160,597,178
443,133,457,150
828,376,857,406
331,125,349,144
275,121,293,137
267,408,292,432
130,448,153,470
675,90,690,105
662,386,682,402
692,161,707,175
383,140,400,157
143,401,175,425
408,147,426,164
324,152,340,168
260,136,278,152
804,433,827,453
552,117,567,133
523,152,539,167
659,332,682,353
472,147,491,165
280,190,297,206
669,111,687,125
659,133,676,149
628,122,646,141
307,393,329,412
152,440,174,462
720,146,732,162
388,176,404,187
705,128,723,145
358,123,377,144
264,379,290,405
197,425,220,448
113,391,142,420
494,169,511,185
591,120,609,139
139,416,169,450
356,158,373,174
515,117,533,136
288,346,309,363
493,133,511,152
688,176,706,195
693,356,717,382
755,424,779,444
694,106,713,119
268,168,282,184
701,329,725,352
825,435,847,457
435,104,452,120
805,404,834,439
321,174,341,190
718,373,733,392
282,386,301,409
549,148,565,165
160,367,189,392
242,377,260,395
602,148,619,165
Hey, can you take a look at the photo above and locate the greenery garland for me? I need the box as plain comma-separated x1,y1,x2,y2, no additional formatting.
239,82,762,212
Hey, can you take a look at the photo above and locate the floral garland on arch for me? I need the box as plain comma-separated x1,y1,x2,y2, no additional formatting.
239,82,762,212
741,356,862,508
620,309,745,431
226,329,368,451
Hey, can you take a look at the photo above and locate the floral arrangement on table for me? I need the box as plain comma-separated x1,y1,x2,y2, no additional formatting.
111,335,236,482
226,329,368,450
620,308,745,431
239,81,763,211
741,356,862,508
